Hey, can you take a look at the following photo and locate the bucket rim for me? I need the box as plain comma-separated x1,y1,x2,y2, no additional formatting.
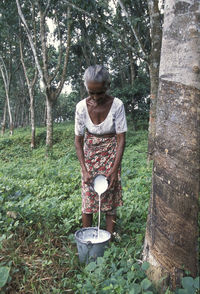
74,227,111,244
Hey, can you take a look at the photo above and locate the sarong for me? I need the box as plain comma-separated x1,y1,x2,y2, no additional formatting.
81,130,123,215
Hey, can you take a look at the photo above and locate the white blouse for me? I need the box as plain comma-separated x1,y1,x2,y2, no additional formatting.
75,97,128,136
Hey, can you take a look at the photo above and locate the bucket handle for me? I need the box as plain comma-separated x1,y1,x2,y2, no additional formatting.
87,241,93,249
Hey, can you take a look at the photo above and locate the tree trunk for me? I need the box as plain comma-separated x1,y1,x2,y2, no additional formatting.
143,0,200,291
21,95,25,127
19,34,37,148
43,101,47,126
1,99,7,135
30,89,35,148
5,86,13,135
147,0,162,161
46,95,53,152
0,61,13,135
147,62,160,159
128,50,135,86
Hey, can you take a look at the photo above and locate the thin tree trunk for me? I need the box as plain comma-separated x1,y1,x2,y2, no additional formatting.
1,99,7,135
0,58,13,135
147,0,162,161
43,101,47,126
17,0,72,153
30,89,35,148
21,95,26,127
46,95,53,151
143,0,200,291
14,101,20,128
5,83,13,135
128,50,135,86
19,34,37,148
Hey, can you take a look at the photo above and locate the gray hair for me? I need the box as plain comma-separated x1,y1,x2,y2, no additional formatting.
83,65,110,90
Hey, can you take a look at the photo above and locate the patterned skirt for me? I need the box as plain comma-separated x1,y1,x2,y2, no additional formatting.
81,130,123,215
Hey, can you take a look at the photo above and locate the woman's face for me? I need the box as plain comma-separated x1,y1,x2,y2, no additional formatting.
87,81,107,102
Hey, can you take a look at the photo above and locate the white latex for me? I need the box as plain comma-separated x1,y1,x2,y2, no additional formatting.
93,175,108,239
84,236,109,244
93,175,108,196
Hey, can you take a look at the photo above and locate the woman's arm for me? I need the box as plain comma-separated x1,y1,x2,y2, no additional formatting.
75,135,92,184
107,132,126,188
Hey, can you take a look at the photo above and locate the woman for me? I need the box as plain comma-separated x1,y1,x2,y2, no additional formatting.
74,65,127,235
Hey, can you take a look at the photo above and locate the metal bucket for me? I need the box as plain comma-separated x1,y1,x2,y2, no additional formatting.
75,227,111,264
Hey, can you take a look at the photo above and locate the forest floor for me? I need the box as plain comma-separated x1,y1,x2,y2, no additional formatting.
0,122,195,294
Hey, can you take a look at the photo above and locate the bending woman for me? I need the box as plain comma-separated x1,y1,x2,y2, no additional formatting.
74,65,127,235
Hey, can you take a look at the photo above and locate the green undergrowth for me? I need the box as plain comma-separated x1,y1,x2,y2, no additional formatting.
0,123,199,293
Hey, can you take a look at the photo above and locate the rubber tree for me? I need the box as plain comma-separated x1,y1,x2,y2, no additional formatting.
16,0,72,153
117,0,162,160
19,5,38,148
143,0,199,290
0,0,24,135
146,0,162,160
0,55,13,135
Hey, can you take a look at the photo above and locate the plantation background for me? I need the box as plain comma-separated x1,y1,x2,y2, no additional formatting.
0,0,199,292
0,120,156,293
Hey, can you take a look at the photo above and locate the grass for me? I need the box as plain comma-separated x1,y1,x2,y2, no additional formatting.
0,121,160,293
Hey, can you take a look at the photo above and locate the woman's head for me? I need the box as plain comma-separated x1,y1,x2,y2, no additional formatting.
83,65,110,101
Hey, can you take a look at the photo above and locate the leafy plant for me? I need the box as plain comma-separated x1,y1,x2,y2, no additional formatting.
175,276,200,294
0,266,10,288
0,123,199,293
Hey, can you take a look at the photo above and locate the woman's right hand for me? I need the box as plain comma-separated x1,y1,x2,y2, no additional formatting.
82,168,92,184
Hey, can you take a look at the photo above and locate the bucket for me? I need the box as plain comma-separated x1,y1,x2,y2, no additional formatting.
75,227,111,264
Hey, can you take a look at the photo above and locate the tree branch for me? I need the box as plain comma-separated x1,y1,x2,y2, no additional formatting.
117,0,148,59
49,14,63,83
16,0,44,84
38,6,49,86
19,34,30,89
62,0,146,60
0,56,9,86
56,6,71,97
44,0,51,17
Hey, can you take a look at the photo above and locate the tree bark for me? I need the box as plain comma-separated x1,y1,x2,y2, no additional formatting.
19,29,37,148
46,95,53,150
128,49,135,86
147,0,162,161
30,88,36,148
43,101,47,126
1,99,7,135
0,58,13,135
143,0,200,291
16,0,44,82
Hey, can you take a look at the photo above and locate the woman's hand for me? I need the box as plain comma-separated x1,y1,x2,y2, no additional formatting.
107,169,118,189
82,168,92,184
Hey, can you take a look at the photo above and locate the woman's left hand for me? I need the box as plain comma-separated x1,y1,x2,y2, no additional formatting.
107,169,118,189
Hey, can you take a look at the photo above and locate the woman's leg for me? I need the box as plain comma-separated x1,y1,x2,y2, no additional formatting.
106,214,116,234
82,213,93,227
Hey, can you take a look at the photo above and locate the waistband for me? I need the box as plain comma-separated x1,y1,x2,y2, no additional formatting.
85,129,116,138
